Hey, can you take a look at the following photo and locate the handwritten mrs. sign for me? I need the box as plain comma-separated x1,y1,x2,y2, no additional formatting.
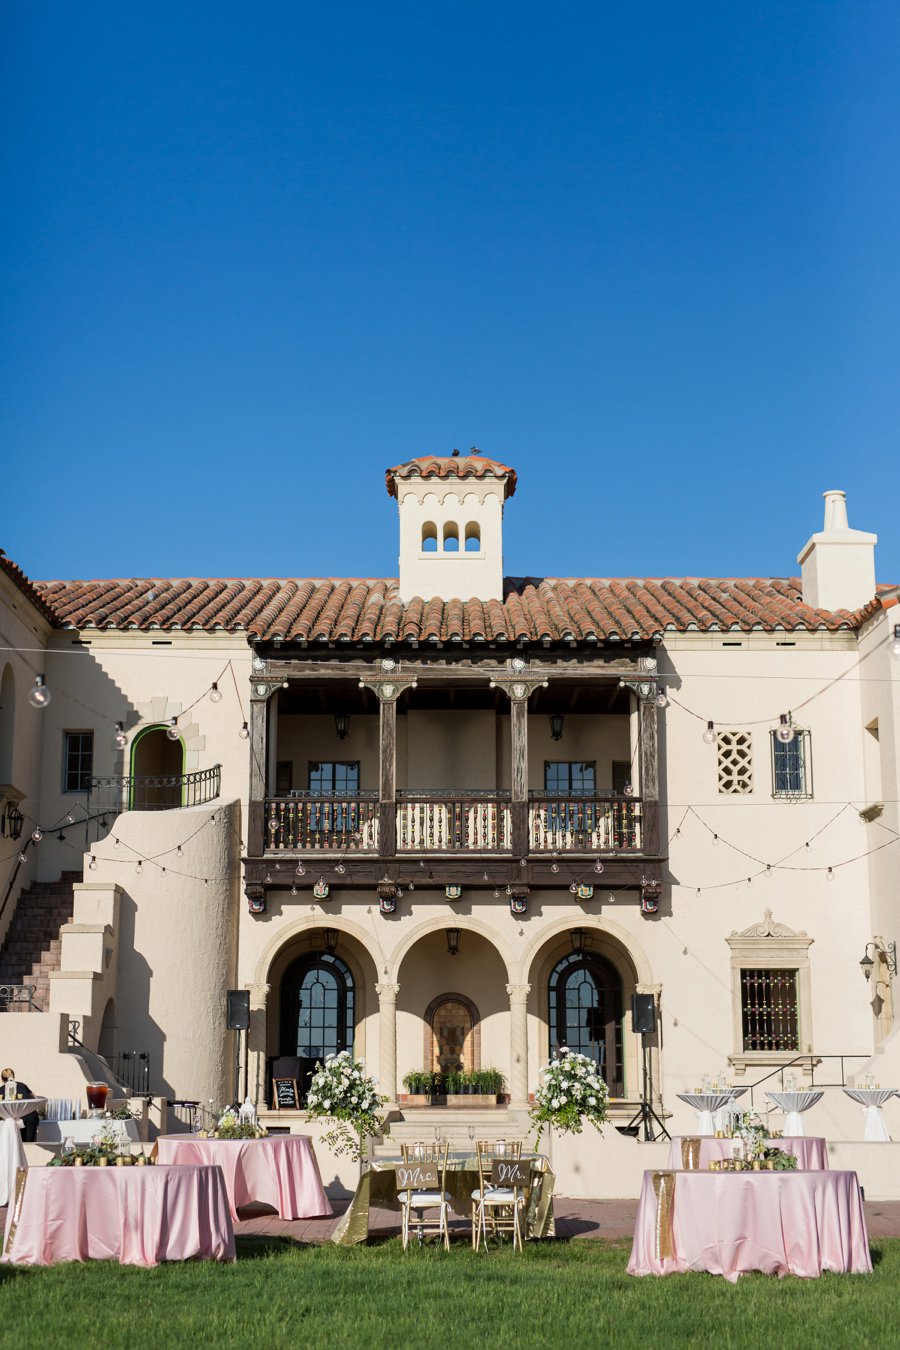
491,1159,528,1187
396,1163,440,1190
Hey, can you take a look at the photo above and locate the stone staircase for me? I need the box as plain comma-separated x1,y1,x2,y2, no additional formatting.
0,871,80,1010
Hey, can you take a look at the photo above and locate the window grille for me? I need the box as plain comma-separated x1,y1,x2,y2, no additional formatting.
771,730,812,800
716,731,753,794
740,968,799,1051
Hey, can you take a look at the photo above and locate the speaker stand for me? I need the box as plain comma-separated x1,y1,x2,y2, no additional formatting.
625,1034,670,1142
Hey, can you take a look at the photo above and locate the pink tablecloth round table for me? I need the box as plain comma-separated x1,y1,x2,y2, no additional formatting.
155,1134,332,1221
2,1164,235,1267
627,1168,871,1281
666,1136,828,1171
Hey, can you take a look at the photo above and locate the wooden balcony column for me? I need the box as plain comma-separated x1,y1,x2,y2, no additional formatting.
489,664,549,859
358,667,418,859
247,669,283,859
620,671,662,857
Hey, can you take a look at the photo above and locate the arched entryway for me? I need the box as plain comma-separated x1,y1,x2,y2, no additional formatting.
548,951,624,1095
130,726,185,808
279,950,355,1105
424,993,480,1075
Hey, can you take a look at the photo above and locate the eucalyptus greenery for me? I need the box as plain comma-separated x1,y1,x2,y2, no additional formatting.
305,1050,386,1161
530,1050,608,1143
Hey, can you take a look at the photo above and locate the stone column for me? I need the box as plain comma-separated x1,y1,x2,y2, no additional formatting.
506,983,531,1108
246,982,270,1109
376,981,400,1106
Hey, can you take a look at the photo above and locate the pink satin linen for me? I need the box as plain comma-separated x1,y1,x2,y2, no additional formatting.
2,1164,235,1267
155,1135,332,1220
627,1169,872,1280
666,1136,828,1171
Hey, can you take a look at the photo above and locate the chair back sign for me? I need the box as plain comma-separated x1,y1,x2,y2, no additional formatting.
398,1141,451,1250
472,1139,526,1252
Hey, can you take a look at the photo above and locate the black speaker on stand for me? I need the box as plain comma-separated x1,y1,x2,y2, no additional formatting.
226,990,251,1104
625,994,670,1142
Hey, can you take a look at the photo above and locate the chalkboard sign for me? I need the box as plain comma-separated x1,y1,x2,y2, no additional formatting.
395,1162,440,1190
491,1159,528,1188
272,1078,299,1109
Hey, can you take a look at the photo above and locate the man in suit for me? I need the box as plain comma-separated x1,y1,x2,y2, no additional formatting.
1,1067,40,1142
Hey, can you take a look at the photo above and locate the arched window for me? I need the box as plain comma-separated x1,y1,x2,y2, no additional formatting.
548,951,624,1095
422,521,438,553
443,522,459,552
280,951,355,1104
464,522,481,552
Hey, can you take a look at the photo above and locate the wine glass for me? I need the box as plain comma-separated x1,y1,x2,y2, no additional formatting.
467,1124,476,1153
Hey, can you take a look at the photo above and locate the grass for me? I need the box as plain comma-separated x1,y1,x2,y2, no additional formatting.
0,1237,897,1349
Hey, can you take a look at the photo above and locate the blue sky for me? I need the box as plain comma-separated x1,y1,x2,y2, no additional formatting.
1,2,898,586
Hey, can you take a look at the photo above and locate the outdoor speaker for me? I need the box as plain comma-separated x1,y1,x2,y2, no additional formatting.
226,989,250,1031
631,993,656,1035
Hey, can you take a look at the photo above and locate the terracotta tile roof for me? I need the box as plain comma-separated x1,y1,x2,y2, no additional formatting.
26,574,889,643
386,450,517,499
0,549,59,625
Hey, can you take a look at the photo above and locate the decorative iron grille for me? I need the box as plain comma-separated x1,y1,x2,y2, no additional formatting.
740,968,799,1051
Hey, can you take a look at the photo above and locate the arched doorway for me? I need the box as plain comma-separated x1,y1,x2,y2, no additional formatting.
279,951,355,1104
548,952,624,1095
130,726,185,808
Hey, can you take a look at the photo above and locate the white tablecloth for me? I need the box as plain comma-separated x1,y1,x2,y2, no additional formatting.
676,1093,738,1137
843,1088,897,1142
766,1090,823,1137
36,1118,141,1146
0,1100,46,1207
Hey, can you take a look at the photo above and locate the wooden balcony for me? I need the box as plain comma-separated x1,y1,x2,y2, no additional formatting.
263,792,644,856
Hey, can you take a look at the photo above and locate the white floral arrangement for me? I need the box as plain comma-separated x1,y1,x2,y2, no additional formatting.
530,1048,609,1143
305,1050,386,1160
736,1111,769,1158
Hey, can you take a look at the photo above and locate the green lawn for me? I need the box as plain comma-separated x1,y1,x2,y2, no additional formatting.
1,1237,896,1349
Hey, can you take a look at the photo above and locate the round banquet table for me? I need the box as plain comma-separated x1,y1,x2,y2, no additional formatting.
627,1168,871,1280
0,1100,46,1207
1,1163,234,1267
666,1135,828,1171
155,1134,332,1220
766,1090,823,1137
843,1088,897,1142
675,1092,740,1137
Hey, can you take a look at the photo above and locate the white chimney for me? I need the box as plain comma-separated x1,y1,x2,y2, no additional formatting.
797,490,877,612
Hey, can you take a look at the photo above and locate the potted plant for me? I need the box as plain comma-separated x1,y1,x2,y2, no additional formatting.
401,1070,431,1106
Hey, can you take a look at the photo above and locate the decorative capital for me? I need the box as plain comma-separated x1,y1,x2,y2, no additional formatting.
376,981,401,1003
250,677,287,703
358,672,418,703
247,982,270,1010
506,982,531,1004
489,670,549,703
618,678,657,702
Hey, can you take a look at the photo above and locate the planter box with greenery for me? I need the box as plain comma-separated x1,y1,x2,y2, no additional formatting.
444,1069,505,1105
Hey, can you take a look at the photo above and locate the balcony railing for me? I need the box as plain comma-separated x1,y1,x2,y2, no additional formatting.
262,791,645,855
88,765,222,816
397,792,512,853
266,793,379,852
528,795,642,853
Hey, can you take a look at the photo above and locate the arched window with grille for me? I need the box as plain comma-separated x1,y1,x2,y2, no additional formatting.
548,951,623,1095
279,952,355,1104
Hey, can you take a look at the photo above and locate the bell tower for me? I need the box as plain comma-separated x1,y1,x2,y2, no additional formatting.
386,448,517,603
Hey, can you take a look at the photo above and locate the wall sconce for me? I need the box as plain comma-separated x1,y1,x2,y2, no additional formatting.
446,928,461,956
334,714,350,740
860,940,898,981
549,713,565,742
323,928,339,954
570,928,586,955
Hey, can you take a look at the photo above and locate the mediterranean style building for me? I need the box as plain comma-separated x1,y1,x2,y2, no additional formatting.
1,450,899,1180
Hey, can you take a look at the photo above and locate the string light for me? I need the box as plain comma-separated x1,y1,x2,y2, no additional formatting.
27,673,51,708
827,867,835,882
702,721,715,744
291,884,297,896
408,879,415,891
569,882,578,894
135,861,143,875
31,827,42,843
593,859,604,874
335,863,346,875
239,722,250,740
776,714,795,745
18,851,26,863
209,682,223,703
655,686,669,709
493,888,500,899
764,865,772,879
550,859,560,873
89,855,97,870
265,872,272,884
296,862,306,876
65,811,74,825
711,833,719,846
176,845,183,857
166,717,180,742
114,721,127,749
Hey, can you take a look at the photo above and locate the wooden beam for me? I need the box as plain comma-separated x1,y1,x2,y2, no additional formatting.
639,697,660,854
247,694,268,858
378,697,397,858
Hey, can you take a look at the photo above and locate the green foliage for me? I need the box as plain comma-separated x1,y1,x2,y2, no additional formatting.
530,1052,609,1142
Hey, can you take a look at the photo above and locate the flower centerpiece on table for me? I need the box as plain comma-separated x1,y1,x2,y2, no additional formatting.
210,1106,268,1140
48,1123,128,1167
736,1111,769,1159
530,1048,609,1144
304,1050,386,1161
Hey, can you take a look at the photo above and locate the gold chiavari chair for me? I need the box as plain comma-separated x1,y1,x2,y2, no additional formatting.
471,1138,526,1252
398,1140,451,1250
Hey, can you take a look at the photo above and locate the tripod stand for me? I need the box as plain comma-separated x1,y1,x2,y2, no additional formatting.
625,1033,670,1142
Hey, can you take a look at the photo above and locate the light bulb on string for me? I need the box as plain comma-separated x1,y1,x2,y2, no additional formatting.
18,851,26,863
296,862,306,876
702,721,715,745
166,718,180,742
114,838,121,848
335,863,346,875
711,833,719,846
827,867,835,882
31,827,42,843
569,882,578,894
239,722,250,740
114,722,127,749
493,888,500,899
135,861,143,875
891,624,900,659
89,856,97,871
28,674,51,708
776,714,795,744
655,686,669,709
593,859,604,875
764,865,772,880
550,860,560,874
291,884,297,896
209,682,223,704
607,893,616,903
265,872,272,884
176,845,183,857
65,812,74,825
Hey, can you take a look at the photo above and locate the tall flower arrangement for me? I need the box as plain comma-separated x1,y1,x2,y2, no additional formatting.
530,1049,609,1143
304,1050,386,1161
